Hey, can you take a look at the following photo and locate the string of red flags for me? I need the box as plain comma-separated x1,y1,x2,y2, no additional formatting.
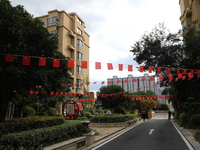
2,54,200,76
13,90,173,100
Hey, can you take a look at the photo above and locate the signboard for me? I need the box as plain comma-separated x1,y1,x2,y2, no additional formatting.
62,100,79,120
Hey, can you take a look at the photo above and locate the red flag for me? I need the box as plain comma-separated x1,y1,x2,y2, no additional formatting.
117,80,121,83
107,63,113,70
168,75,173,80
188,73,194,78
118,64,123,71
177,69,180,75
150,76,154,81
142,77,146,81
5,54,14,62
175,78,179,81
157,67,162,74
38,57,46,66
133,78,137,82
191,70,194,75
198,70,200,77
182,76,186,80
159,76,164,80
140,66,144,72
53,59,60,67
128,65,133,71
178,74,182,78
80,83,84,86
95,62,101,69
124,79,128,83
81,61,87,69
93,82,97,84
108,80,113,84
101,81,105,85
148,66,153,73
68,60,74,68
166,68,171,74
86,82,90,86
183,69,187,75
22,56,30,65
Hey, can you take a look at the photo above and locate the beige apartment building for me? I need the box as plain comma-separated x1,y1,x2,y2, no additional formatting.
179,0,200,30
38,10,90,94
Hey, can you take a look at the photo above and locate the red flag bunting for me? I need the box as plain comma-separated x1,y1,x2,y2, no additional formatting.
150,76,154,81
198,70,200,77
39,57,46,66
101,81,105,85
140,66,144,72
159,76,164,80
133,78,137,82
53,59,60,67
108,80,113,84
86,82,90,86
177,69,180,75
190,70,194,75
5,54,14,62
148,66,153,73
95,62,101,69
178,74,182,78
81,61,87,69
117,80,121,83
166,68,171,74
188,73,194,78
68,60,74,68
118,64,123,71
142,77,146,81
22,56,31,65
183,69,187,75
128,65,133,71
93,82,97,84
168,75,173,80
157,67,162,74
107,63,113,70
182,76,186,80
124,79,128,83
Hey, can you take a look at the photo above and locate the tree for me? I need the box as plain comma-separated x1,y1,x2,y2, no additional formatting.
130,22,200,116
97,85,132,113
0,0,72,122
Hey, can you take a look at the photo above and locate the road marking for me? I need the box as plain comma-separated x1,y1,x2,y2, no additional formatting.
149,129,155,135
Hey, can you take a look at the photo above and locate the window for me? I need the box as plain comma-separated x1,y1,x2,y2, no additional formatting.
77,52,82,61
77,18,82,25
48,16,59,25
77,27,82,35
76,79,82,88
77,39,83,48
49,30,57,34
77,65,82,74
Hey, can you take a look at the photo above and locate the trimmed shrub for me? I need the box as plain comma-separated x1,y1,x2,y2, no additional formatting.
46,107,58,116
0,120,83,150
190,114,200,128
0,116,65,135
23,106,35,117
179,113,190,127
194,132,200,143
85,112,92,119
90,114,137,123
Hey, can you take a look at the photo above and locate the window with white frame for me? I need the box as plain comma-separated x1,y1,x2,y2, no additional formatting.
77,52,82,61
76,79,82,88
77,27,82,35
77,18,82,25
48,16,59,25
77,65,82,74
49,30,57,34
77,39,83,48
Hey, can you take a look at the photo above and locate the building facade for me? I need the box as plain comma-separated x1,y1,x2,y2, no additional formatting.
38,10,90,94
179,0,200,30
107,74,166,103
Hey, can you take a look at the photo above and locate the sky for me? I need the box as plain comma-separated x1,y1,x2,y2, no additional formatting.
11,0,182,93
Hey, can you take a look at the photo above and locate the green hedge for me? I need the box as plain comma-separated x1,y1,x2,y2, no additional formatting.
0,116,65,135
90,114,137,123
0,120,83,150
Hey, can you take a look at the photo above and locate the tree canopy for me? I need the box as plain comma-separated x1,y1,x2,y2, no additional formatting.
0,0,72,122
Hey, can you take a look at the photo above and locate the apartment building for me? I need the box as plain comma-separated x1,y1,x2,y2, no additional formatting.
38,10,90,94
107,74,166,103
179,0,200,30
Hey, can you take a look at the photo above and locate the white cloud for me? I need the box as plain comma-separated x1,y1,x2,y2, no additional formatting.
11,0,182,92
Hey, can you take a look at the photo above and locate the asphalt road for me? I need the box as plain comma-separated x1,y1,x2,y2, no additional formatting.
91,119,193,150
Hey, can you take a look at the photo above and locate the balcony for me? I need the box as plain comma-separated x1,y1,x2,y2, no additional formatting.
68,31,75,38
68,45,75,51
